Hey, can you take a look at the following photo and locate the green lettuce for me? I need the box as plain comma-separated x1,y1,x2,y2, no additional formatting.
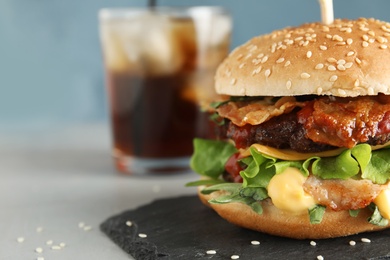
188,138,390,223
190,138,237,179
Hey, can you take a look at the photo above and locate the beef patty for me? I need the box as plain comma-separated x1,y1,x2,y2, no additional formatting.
220,111,390,153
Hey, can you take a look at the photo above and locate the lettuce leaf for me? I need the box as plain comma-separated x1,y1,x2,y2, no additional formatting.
362,148,390,184
309,205,326,224
190,138,237,179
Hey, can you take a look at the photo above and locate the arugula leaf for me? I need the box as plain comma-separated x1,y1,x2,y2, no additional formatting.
190,138,237,179
240,186,268,201
349,209,360,217
362,148,390,184
309,205,326,224
200,183,242,195
185,179,226,187
368,204,389,226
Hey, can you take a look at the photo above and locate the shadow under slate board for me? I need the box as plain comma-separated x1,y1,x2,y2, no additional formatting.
100,195,390,260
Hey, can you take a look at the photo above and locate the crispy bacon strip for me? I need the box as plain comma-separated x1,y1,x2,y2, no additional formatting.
217,97,305,127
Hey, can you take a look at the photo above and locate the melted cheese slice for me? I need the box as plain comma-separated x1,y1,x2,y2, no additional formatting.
374,189,390,220
240,141,390,161
267,167,315,214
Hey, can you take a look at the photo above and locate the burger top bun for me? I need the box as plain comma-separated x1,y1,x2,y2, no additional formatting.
215,18,390,97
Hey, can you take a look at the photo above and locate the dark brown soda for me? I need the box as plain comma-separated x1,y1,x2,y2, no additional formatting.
107,71,212,158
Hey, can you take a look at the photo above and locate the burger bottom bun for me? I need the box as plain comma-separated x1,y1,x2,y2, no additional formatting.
198,189,390,239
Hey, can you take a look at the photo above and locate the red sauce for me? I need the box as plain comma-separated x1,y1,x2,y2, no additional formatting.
224,153,244,183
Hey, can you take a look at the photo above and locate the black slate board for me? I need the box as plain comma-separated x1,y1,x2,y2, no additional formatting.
100,195,390,260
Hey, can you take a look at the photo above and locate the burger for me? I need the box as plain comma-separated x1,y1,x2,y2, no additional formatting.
188,18,390,239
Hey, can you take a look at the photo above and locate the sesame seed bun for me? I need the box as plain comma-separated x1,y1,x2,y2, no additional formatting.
215,18,390,97
198,189,390,239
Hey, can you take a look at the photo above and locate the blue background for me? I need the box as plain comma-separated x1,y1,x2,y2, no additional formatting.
1,0,390,127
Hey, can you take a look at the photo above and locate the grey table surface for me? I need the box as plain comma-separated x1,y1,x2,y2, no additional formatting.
0,123,197,260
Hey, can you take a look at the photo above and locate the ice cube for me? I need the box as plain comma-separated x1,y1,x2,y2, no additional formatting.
120,14,184,75
100,21,131,72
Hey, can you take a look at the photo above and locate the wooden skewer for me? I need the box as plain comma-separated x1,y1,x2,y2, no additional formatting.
318,0,334,25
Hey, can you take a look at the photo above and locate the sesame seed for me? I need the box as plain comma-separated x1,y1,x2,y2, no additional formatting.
257,53,264,58
381,44,388,49
264,69,271,78
126,221,133,227
349,240,356,246
37,257,45,260
261,56,269,63
251,240,260,245
83,226,92,231
286,80,292,89
369,38,375,43
231,255,240,260
284,60,291,67
59,242,66,248
301,72,311,79
315,63,324,70
310,241,317,246
337,59,346,65
51,245,61,250
302,40,309,47
333,35,343,42
286,39,294,45
206,250,217,255
252,66,262,75
338,89,347,95
368,30,376,37
361,238,371,243
362,41,369,47
239,63,246,69
330,75,338,82
36,227,43,233
252,59,261,65
46,240,53,245
295,36,303,41
377,36,388,43
320,45,327,50
35,247,43,253
17,237,25,243
276,57,285,64
326,34,332,39
317,255,324,260
347,38,353,45
355,57,362,65
306,51,312,58
244,53,253,59
337,64,346,71
138,233,147,238
322,26,330,32
347,51,355,57
327,65,337,71
327,57,337,63
236,54,244,61
345,62,353,69
362,35,369,41
354,79,360,87
317,87,323,94
230,78,237,85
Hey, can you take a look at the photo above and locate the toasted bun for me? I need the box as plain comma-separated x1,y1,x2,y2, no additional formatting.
216,18,390,97
199,189,390,239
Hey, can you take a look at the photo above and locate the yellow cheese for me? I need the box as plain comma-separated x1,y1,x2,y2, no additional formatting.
374,189,390,220
239,141,390,161
267,167,315,214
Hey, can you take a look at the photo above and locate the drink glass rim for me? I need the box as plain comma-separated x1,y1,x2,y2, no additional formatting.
99,6,230,21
